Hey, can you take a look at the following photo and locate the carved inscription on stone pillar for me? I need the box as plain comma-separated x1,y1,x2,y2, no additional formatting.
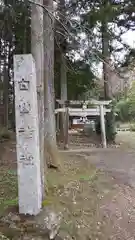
14,54,42,216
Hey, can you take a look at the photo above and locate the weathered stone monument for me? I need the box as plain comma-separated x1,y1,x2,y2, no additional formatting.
14,54,42,215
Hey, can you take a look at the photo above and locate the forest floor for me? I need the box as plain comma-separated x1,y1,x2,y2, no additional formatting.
0,132,135,239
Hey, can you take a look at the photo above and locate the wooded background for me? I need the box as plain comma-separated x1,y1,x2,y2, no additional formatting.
0,0,135,166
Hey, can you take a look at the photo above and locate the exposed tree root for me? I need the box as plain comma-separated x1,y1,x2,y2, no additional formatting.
44,140,62,171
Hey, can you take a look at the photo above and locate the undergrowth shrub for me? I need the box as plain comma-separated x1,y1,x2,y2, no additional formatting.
0,127,11,141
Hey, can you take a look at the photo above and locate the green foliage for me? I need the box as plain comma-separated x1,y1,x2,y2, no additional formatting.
0,233,10,240
67,60,95,99
71,0,130,68
0,0,31,129
115,99,130,122
130,124,135,132
117,0,135,31
115,81,135,122
54,57,96,99
0,167,18,213
128,81,135,119
1,198,18,208
0,127,11,141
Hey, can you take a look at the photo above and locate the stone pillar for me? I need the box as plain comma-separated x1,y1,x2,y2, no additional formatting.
14,54,42,215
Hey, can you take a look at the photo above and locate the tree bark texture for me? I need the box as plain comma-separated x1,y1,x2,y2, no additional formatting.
43,0,62,170
59,0,68,147
31,0,46,199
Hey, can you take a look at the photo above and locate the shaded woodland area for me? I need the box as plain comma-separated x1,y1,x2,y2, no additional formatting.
0,0,135,162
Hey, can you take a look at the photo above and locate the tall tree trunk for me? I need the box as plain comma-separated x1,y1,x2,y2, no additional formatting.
3,3,9,128
3,42,9,128
60,54,68,148
31,0,46,199
59,0,68,147
59,0,67,102
23,15,27,54
101,17,110,99
60,55,67,102
3,65,9,128
43,0,61,169
101,1,115,142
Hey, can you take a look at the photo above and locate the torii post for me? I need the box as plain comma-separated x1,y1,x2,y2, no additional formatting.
99,104,107,148
91,99,112,149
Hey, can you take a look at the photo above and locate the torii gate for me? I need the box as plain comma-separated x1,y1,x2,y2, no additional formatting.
55,99,112,149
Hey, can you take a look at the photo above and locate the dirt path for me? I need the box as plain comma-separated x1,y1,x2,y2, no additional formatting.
81,149,135,188
62,147,135,188
61,149,135,240
61,132,135,187
61,132,135,188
